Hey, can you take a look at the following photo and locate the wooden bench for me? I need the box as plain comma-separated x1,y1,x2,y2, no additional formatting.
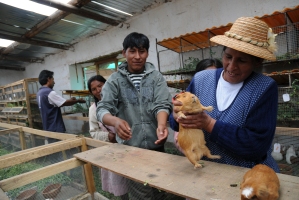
74,143,299,200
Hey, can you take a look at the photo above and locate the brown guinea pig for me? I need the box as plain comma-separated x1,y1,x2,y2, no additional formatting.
174,91,220,169
240,164,280,200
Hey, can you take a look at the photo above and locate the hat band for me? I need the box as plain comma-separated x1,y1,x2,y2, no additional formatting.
224,31,269,48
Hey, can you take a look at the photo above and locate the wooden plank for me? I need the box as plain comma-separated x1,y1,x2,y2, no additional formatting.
0,122,21,129
0,158,84,191
275,127,299,136
22,127,77,140
62,115,89,121
81,137,96,195
0,128,20,135
23,79,33,128
0,137,80,159
4,88,23,94
0,138,83,168
74,144,299,200
18,128,27,150
84,137,110,148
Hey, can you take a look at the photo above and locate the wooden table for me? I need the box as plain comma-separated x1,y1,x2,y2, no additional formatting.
74,143,299,200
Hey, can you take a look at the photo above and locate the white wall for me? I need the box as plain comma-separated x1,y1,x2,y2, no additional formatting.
19,0,298,90
1,0,298,92
0,0,297,135
0,70,24,86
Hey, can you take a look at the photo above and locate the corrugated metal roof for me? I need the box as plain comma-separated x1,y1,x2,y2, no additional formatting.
0,0,161,71
157,5,299,53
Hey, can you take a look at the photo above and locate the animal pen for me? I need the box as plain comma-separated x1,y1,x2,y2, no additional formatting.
0,122,299,200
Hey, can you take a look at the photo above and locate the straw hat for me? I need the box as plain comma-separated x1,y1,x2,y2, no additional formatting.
210,17,277,61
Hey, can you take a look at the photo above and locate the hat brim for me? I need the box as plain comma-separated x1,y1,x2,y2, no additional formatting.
210,35,276,61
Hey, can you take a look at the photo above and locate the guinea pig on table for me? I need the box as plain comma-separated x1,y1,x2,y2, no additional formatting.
240,164,280,200
173,91,220,169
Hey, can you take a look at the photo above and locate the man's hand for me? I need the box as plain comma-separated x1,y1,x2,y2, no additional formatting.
108,132,117,143
113,118,132,140
155,124,168,145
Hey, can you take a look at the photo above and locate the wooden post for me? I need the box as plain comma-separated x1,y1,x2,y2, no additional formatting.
23,79,33,128
18,127,27,150
80,137,96,199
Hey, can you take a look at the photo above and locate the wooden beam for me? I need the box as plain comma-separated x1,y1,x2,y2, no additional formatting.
0,137,75,160
0,128,20,136
18,128,27,150
0,33,70,50
23,79,32,128
84,137,110,148
24,0,90,38
0,55,43,63
0,0,88,55
0,122,21,129
0,123,77,141
0,158,84,191
81,137,96,195
31,0,120,26
0,138,83,169
0,66,25,71
22,127,77,140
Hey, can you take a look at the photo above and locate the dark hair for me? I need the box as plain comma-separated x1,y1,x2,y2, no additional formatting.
38,70,53,85
195,58,223,72
222,46,264,64
87,75,106,103
122,32,150,51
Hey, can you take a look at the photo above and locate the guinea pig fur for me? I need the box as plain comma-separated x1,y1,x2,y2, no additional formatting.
174,91,220,169
240,164,280,200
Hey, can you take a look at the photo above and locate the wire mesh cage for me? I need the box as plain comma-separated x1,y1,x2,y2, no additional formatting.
3,167,87,200
271,22,299,61
0,126,89,200
0,79,42,128
272,127,299,177
277,80,299,127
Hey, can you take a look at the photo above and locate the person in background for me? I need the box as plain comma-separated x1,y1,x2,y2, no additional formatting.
173,58,222,153
87,75,128,199
195,58,223,72
169,17,280,172
97,32,173,200
37,69,86,143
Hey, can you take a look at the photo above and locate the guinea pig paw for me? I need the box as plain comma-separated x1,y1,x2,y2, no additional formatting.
194,163,203,169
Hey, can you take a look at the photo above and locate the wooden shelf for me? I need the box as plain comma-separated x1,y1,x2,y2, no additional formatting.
162,69,195,76
0,78,41,128
167,80,190,90
275,127,299,136
266,71,299,86
62,90,90,97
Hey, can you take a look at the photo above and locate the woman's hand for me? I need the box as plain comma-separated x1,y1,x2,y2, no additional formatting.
172,99,216,133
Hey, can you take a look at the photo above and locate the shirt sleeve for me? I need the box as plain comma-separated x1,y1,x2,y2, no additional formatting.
151,72,173,117
89,104,111,141
48,91,66,107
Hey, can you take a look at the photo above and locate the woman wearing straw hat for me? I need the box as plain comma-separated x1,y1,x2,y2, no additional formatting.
169,17,279,172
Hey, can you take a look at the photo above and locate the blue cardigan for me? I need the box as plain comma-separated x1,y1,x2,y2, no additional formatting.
169,68,279,172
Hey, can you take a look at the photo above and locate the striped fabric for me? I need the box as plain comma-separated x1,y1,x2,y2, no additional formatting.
127,70,146,91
